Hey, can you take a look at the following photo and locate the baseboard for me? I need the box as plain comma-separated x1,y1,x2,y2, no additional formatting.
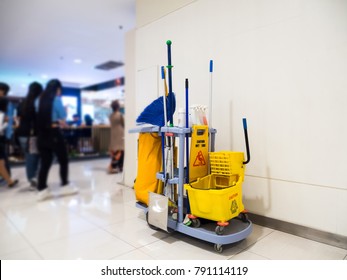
248,213,347,250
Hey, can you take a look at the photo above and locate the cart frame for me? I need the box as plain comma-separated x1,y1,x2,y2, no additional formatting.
129,125,252,253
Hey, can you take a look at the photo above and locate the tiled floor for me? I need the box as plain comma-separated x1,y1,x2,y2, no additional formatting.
1,159,346,260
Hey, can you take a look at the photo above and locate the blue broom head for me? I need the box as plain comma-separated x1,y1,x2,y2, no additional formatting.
136,92,176,126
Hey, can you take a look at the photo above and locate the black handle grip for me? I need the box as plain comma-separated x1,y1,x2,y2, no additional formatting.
242,118,250,164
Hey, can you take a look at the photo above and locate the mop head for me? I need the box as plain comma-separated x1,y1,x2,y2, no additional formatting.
136,92,176,126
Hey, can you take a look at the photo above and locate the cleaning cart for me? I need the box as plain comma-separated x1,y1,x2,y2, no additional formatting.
130,121,252,253
129,40,252,253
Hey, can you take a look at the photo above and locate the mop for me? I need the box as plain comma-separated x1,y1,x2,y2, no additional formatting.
163,41,176,206
161,66,167,185
184,78,192,218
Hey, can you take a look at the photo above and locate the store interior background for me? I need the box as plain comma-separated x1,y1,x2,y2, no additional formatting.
0,0,133,161
1,0,346,249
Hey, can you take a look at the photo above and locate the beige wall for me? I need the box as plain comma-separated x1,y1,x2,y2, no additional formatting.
136,0,196,27
124,29,137,187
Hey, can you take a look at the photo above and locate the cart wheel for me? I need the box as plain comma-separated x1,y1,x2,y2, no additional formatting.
167,227,175,233
239,212,249,223
191,218,201,228
215,225,225,235
146,212,159,230
214,244,223,253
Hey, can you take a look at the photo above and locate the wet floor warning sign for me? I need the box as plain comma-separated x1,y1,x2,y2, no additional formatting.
193,151,206,166
189,125,209,182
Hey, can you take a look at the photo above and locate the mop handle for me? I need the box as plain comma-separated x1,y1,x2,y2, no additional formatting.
166,40,174,126
243,118,251,164
208,60,213,128
161,66,168,126
185,78,189,183
185,79,189,128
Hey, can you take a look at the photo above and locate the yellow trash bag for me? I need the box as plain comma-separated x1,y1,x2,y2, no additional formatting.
134,132,163,205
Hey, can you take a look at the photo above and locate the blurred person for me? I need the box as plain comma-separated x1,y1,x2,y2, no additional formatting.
108,100,124,174
17,82,43,188
0,97,18,187
36,79,78,201
0,82,13,176
67,114,81,154
78,114,93,153
84,114,93,126
68,114,81,127
0,82,10,97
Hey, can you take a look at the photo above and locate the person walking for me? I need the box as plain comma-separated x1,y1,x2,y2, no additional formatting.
17,82,43,188
0,82,13,176
36,79,77,201
108,100,124,173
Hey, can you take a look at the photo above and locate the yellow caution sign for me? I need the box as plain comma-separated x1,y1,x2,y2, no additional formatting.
189,125,209,182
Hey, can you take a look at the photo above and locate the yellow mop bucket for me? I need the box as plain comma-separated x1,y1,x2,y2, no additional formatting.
184,151,245,223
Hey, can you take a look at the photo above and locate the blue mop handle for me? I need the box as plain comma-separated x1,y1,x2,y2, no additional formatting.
243,118,248,130
210,59,213,73
185,79,189,128
161,65,165,79
166,40,174,126
185,78,189,183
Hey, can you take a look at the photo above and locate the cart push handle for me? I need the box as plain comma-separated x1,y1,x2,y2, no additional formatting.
242,118,251,165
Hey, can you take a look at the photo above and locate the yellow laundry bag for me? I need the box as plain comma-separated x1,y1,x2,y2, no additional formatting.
134,132,162,205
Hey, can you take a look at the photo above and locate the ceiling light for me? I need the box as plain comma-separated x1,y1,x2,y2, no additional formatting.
41,74,48,79
74,59,82,64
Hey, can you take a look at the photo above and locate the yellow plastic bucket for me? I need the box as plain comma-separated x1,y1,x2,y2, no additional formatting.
184,150,246,222
184,175,244,223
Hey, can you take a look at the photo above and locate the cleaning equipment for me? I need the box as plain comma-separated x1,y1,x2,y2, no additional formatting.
184,118,251,236
130,41,253,253
208,60,213,155
136,62,175,127
133,132,163,206
160,66,168,182
242,118,251,164
136,92,176,126
189,125,209,182
185,78,190,183
166,40,174,126
184,79,191,216
208,60,213,129
131,117,252,253
163,40,176,203
190,105,208,125
161,66,169,125
185,151,245,228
